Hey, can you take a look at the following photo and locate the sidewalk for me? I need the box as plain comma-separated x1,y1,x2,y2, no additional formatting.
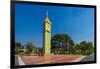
16,55,25,65
71,56,86,62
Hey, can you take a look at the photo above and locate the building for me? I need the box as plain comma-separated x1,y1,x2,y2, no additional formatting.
43,11,51,55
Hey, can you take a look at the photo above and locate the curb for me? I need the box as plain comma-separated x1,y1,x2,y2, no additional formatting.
72,56,86,62
18,56,25,65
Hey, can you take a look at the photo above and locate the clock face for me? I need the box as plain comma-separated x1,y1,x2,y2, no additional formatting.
45,23,51,32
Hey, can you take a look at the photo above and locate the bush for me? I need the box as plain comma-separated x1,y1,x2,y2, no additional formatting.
15,49,24,55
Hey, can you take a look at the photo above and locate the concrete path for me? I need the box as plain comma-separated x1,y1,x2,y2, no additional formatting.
72,56,86,62
15,56,19,66
80,54,95,62
15,55,25,66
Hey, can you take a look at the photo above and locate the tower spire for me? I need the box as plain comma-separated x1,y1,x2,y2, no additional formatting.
44,10,51,24
46,10,48,17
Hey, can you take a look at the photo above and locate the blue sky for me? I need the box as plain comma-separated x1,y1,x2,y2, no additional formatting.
15,4,94,48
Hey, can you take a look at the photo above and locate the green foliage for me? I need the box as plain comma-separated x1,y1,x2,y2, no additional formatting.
74,41,94,55
51,34,94,55
15,34,94,56
15,42,21,46
15,49,24,55
26,42,34,55
51,34,75,54
15,42,21,49
80,41,94,55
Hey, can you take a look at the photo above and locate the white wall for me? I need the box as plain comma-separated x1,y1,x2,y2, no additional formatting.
0,0,100,69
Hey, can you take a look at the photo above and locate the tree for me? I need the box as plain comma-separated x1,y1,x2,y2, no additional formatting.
15,42,21,49
82,42,94,55
75,41,94,55
26,42,34,55
51,34,75,54
15,42,24,55
74,44,82,54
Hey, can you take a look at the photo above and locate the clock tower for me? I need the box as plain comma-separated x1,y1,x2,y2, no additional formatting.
43,11,51,55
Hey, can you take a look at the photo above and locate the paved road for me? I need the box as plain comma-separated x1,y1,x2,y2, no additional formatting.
15,56,19,66
80,54,95,62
